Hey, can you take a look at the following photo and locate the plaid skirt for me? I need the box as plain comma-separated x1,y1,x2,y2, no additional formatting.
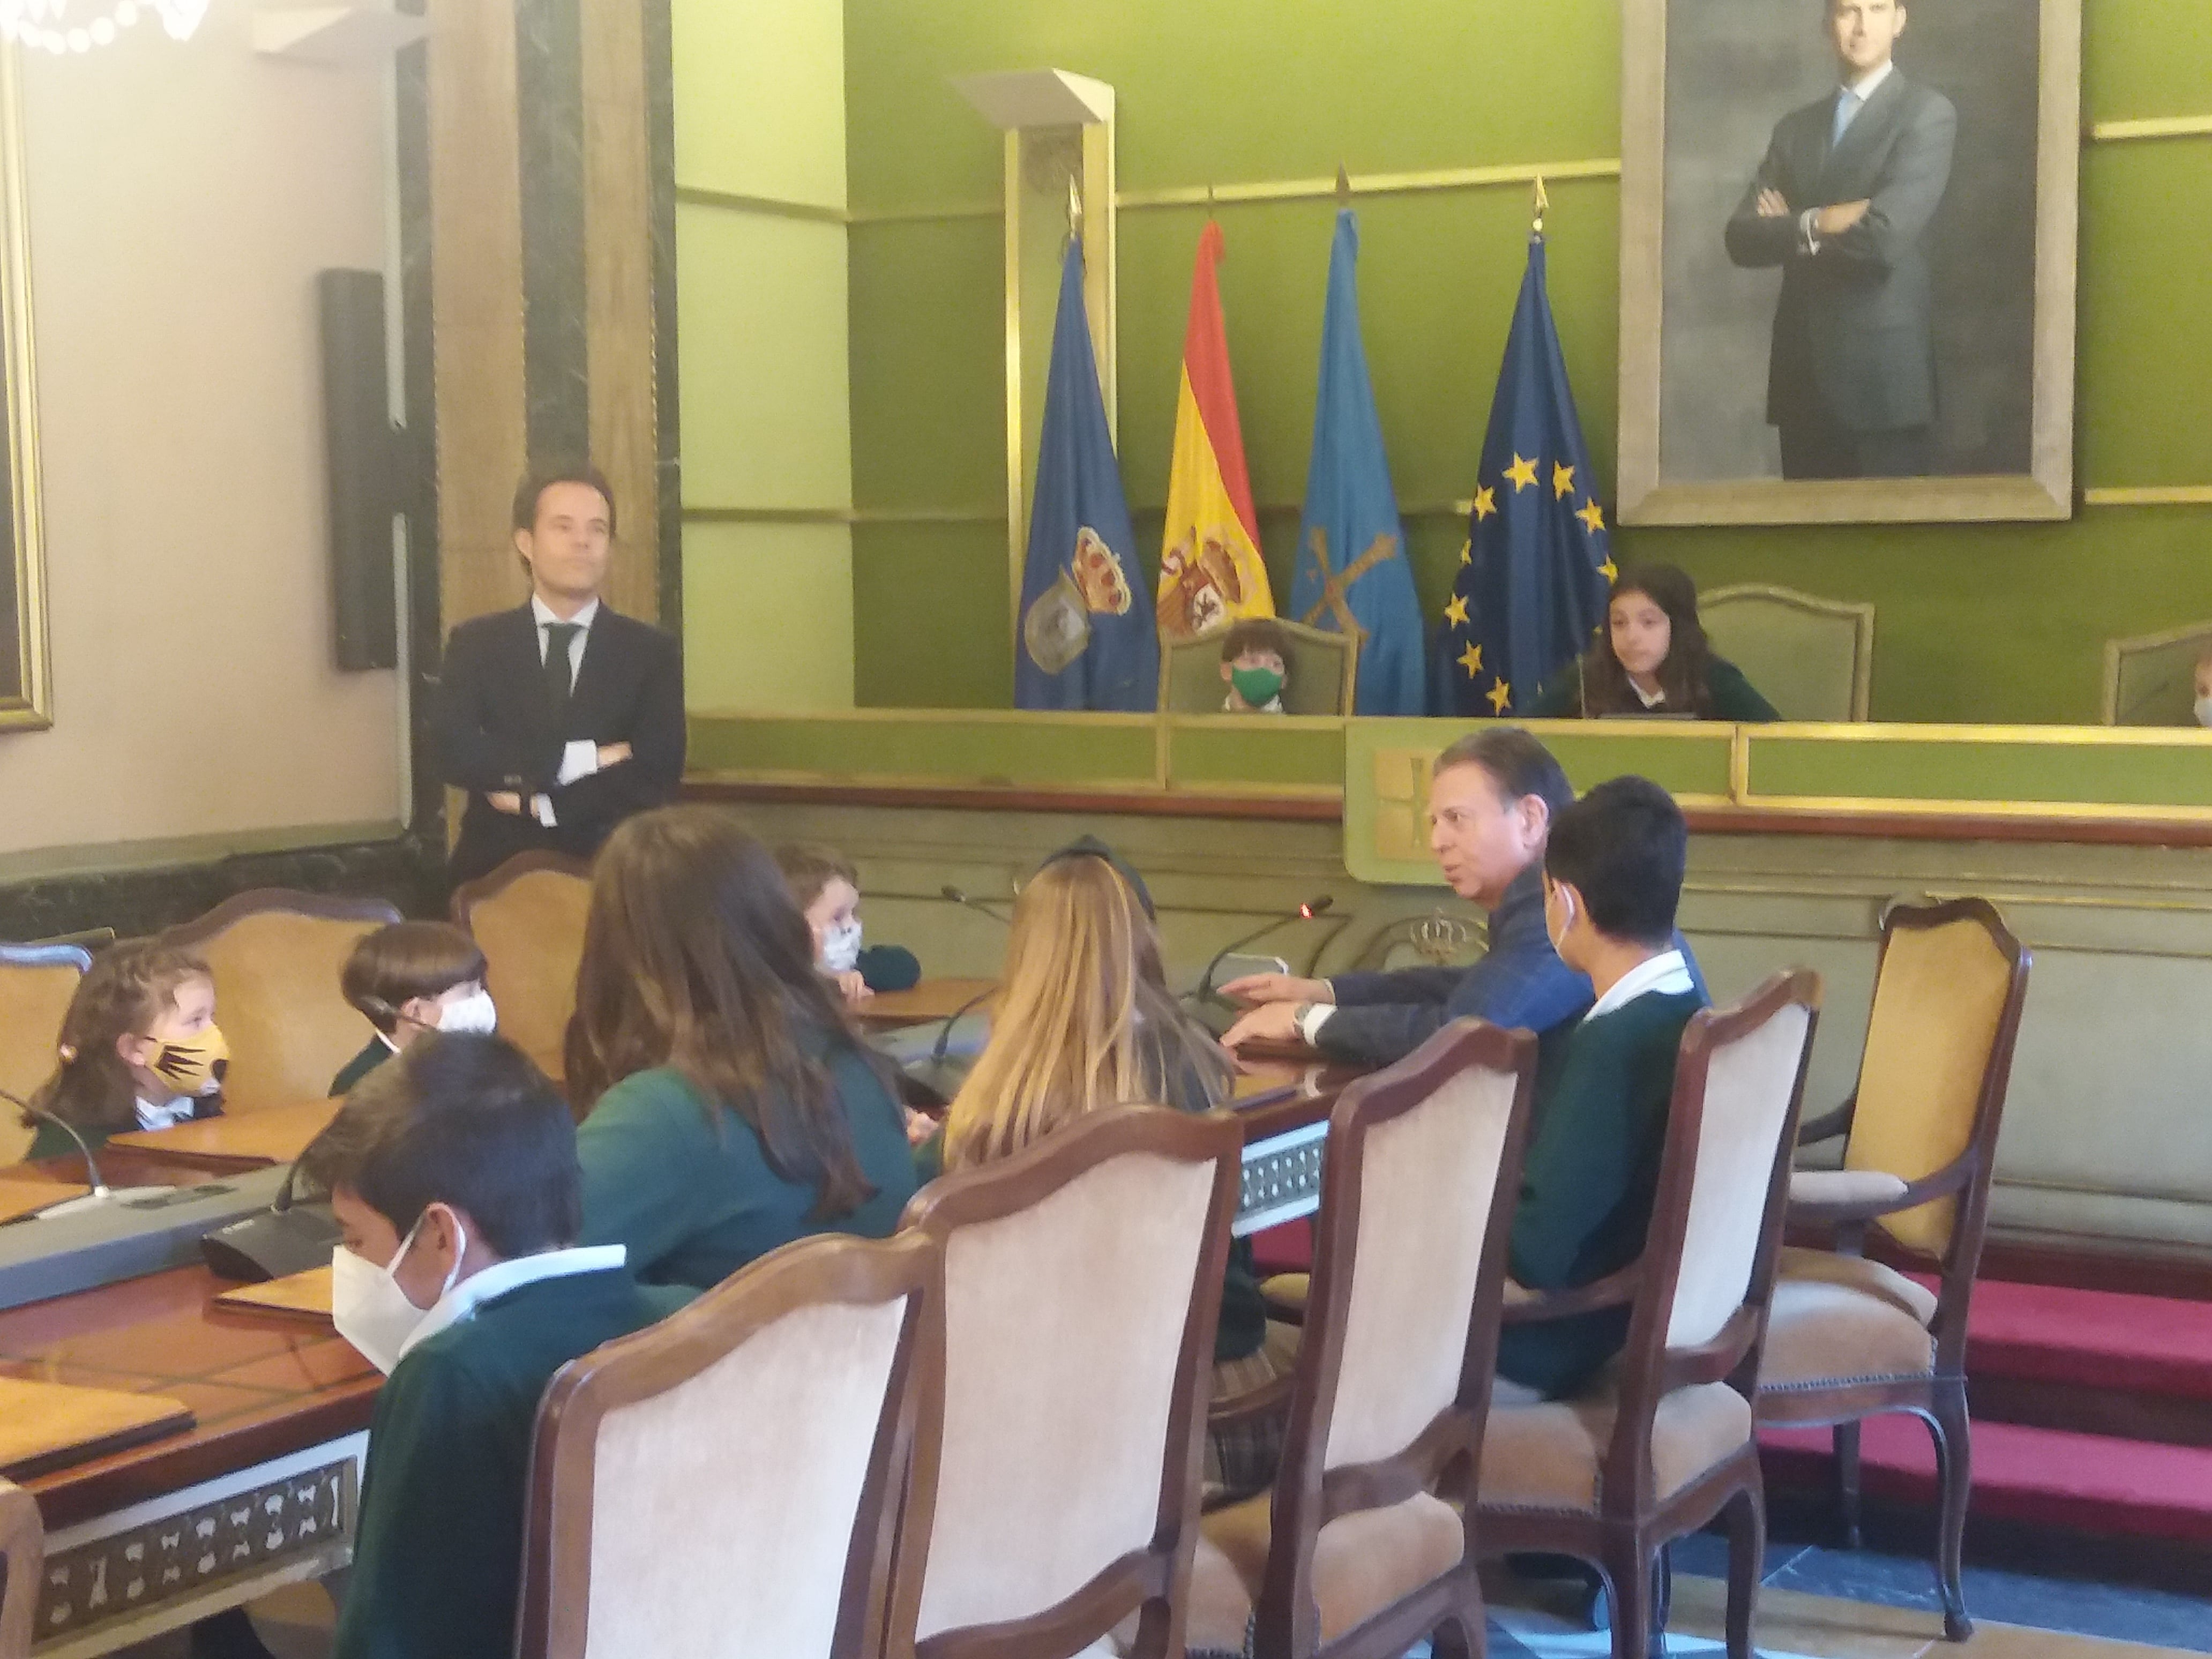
1202,1318,1303,1507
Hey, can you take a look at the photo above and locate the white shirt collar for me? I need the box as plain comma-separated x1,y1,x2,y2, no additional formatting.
530,593,600,632
1585,948,1695,1023
1842,59,1894,101
133,1095,196,1131
1631,677,1667,709
376,1030,401,1055
397,1244,629,1363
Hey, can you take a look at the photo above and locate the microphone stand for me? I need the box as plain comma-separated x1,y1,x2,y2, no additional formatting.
0,1085,176,1215
1191,895,1337,1005
903,982,998,1109
940,885,1013,926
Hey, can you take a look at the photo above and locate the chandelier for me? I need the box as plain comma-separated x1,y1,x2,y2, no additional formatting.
0,0,208,53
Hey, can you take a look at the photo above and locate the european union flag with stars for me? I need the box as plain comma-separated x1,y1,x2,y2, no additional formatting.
1435,231,1613,717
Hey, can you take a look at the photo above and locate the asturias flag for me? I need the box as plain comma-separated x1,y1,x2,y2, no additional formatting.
1436,233,1613,718
1157,221,1274,641
1290,210,1425,716
1015,242,1157,711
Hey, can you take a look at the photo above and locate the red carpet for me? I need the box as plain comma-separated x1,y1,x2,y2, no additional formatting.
1760,1415,2212,1543
1961,1277,2212,1400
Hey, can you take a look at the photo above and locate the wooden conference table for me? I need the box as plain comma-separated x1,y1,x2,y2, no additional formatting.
0,996,1354,1655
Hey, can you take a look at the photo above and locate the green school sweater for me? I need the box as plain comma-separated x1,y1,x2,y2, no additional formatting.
1496,985,1708,1399
1525,657,1780,722
334,1267,690,1659
576,1052,918,1289
330,1035,393,1097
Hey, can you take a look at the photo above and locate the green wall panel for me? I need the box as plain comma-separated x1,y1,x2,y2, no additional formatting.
687,711,1156,784
1744,730,2212,810
851,521,1012,708
685,522,856,712
846,0,2212,723
674,0,847,208
1166,718,1343,791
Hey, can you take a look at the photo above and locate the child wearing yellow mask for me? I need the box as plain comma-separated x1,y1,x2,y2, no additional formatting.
20,941,230,1159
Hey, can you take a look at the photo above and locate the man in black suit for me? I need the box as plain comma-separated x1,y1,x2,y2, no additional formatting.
437,465,685,886
1724,0,1956,480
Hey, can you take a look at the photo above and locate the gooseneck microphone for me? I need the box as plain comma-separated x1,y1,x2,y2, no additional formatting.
1192,895,1337,1004
1,1084,111,1197
941,885,1013,925
0,1083,178,1214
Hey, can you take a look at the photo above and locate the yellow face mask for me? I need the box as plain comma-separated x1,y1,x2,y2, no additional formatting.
145,1024,229,1097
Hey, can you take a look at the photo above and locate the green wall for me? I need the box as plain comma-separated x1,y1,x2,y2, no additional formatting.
676,0,856,713
844,0,2212,722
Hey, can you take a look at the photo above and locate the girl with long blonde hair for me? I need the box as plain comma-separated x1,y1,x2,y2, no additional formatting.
938,848,1296,1503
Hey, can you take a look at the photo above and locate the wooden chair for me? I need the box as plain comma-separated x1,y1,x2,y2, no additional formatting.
0,944,89,1164
450,852,593,1082
892,1104,1242,1659
1159,618,1359,715
0,1478,42,1659
1701,583,1874,721
163,890,402,1113
515,1230,942,1659
1755,899,2030,1641
1476,971,1821,1659
1186,1020,1538,1659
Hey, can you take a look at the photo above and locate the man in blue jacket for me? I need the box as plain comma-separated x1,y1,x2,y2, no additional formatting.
1221,728,1700,1064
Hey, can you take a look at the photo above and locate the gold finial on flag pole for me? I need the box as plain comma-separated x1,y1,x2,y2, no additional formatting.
1531,175,1549,236
1206,181,1217,222
1336,163,1352,208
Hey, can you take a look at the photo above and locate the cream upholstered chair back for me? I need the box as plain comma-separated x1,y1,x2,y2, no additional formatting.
165,891,402,1113
0,1478,41,1659
1700,583,1874,721
1666,999,1818,1350
0,944,89,1164
1843,902,2027,1257
1159,617,1358,715
897,1104,1242,1659
515,1230,941,1659
451,854,592,1082
1319,1022,1536,1473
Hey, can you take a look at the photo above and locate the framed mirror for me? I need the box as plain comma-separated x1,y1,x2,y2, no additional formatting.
0,47,45,731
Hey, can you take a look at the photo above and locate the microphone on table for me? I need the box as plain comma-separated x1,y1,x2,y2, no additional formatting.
0,1084,177,1214
941,885,1013,925
905,982,999,1108
1190,895,1337,1006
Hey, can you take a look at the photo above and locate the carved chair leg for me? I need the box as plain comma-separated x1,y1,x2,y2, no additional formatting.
1833,1419,1864,1549
1927,1386,1975,1641
1723,1483,1766,1659
1597,1544,1655,1659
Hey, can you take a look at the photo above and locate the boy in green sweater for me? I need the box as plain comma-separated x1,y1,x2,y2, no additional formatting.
299,1034,689,1659
1497,775,1708,1399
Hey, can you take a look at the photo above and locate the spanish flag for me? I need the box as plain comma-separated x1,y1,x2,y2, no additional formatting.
1156,222,1274,640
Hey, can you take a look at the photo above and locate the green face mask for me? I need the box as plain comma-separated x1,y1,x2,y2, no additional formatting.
1230,665,1285,707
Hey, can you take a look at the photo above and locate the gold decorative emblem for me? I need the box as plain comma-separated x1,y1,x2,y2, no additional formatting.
1157,527,1248,638
1070,527,1132,615
1410,912,1472,966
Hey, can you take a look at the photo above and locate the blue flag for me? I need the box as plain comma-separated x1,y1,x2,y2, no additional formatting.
1436,235,1613,718
1290,211,1425,716
1015,243,1156,711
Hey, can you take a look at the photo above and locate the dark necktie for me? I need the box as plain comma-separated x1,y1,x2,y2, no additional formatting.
543,622,581,720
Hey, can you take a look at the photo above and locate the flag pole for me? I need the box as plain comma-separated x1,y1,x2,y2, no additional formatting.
1531,175,1548,238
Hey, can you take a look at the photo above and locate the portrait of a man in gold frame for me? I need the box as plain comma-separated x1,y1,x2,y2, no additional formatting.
1616,0,2081,527
0,46,46,730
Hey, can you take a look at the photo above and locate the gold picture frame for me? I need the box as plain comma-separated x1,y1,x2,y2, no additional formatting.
0,45,44,729
1616,0,2081,526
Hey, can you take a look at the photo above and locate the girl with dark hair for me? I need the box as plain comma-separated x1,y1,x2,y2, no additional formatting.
570,805,917,1287
1527,562,1779,722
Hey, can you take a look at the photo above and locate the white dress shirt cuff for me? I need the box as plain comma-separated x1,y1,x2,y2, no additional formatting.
1297,1003,1335,1044
531,794,557,828
1798,207,1821,255
557,739,600,787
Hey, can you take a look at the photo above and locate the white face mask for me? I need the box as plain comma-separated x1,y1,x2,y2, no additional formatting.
331,1213,467,1376
2195,696,2212,730
437,989,499,1035
820,919,863,975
